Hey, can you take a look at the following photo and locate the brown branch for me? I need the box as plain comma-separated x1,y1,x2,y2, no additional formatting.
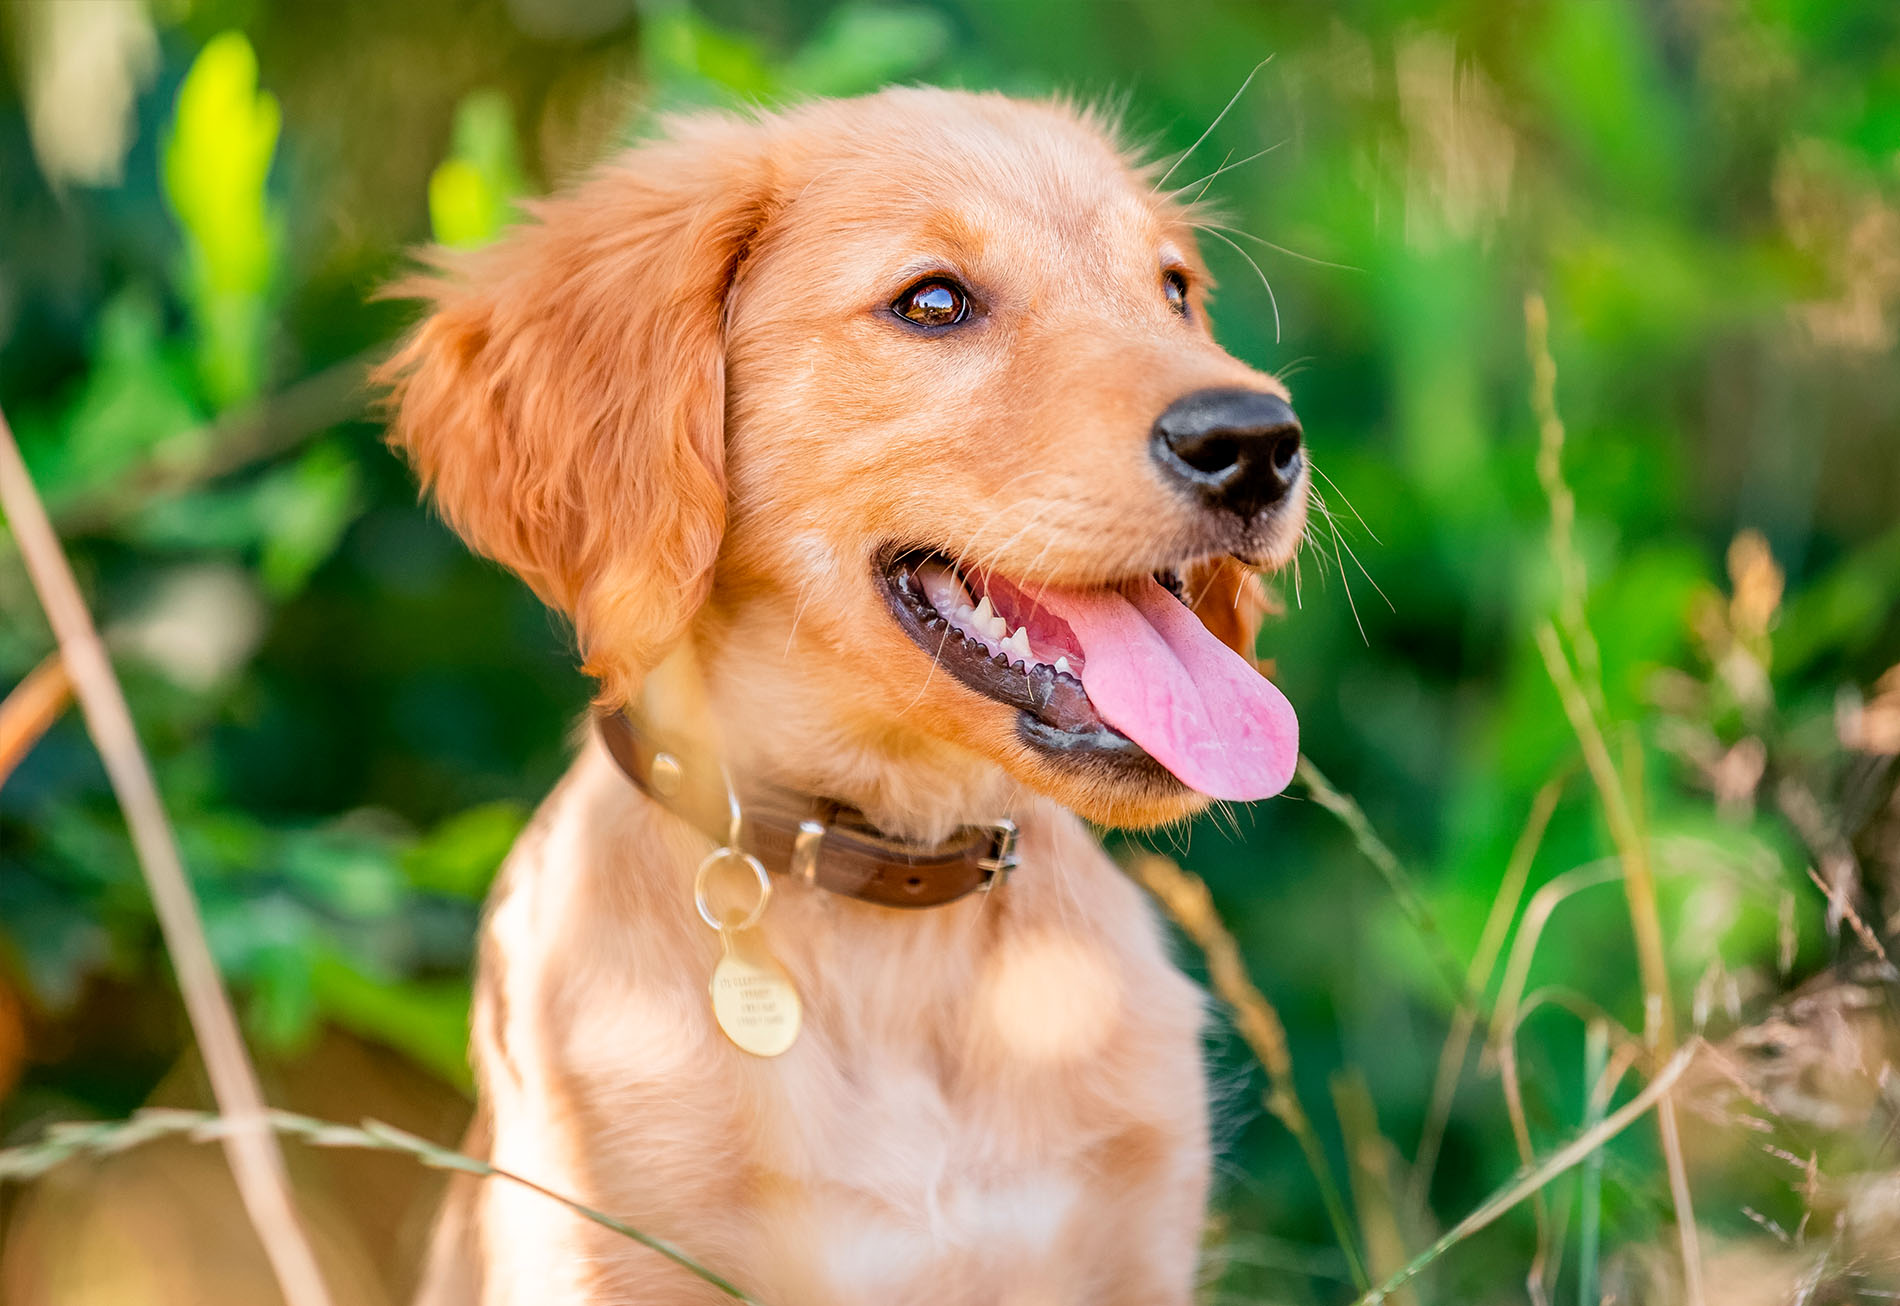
0,404,335,1306
49,350,376,535
0,651,71,789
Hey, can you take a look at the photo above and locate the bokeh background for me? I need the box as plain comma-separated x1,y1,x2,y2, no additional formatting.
2,0,1898,1302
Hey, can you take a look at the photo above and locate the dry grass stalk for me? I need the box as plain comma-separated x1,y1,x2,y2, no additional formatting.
1295,756,1479,1008
1127,851,1370,1290
1411,771,1567,1205
1353,1040,1702,1305
0,650,71,788
1527,291,1706,1304
1540,616,1706,1305
1780,774,1874,946
1532,632,1675,1039
0,1107,761,1304
1332,1069,1420,1306
1525,293,1605,720
0,406,335,1306
1804,865,1891,966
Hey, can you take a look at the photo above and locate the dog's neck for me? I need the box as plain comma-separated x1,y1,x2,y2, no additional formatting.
637,643,1024,845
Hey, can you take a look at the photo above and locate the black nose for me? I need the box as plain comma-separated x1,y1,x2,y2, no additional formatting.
1151,387,1304,519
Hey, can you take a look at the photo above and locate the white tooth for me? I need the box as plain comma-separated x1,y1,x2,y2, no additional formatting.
972,596,995,631
955,604,974,623
987,614,1008,640
1005,627,1032,660
1053,656,1072,675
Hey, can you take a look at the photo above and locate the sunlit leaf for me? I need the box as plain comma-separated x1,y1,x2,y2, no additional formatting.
160,29,281,409
428,90,528,249
638,2,775,106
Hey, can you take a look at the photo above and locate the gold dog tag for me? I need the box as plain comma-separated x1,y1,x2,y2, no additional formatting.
696,846,801,1057
710,926,801,1057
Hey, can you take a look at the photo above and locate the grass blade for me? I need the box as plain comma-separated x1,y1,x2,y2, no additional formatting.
1353,1041,1700,1305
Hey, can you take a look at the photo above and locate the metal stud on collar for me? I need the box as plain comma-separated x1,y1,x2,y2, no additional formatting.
976,817,1020,890
650,751,684,797
791,820,826,885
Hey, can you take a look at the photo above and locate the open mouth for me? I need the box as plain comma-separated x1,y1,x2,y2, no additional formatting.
878,548,1299,800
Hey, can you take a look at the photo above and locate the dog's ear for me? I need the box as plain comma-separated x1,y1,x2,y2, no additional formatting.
1185,556,1280,666
379,116,774,706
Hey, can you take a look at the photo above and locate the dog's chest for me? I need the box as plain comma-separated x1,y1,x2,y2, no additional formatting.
754,1035,1104,1300
728,914,1152,1297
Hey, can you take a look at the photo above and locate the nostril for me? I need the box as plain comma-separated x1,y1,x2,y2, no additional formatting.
1175,435,1241,477
1270,431,1302,475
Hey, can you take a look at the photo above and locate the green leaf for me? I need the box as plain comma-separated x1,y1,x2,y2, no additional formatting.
310,952,474,1091
428,90,528,249
780,5,951,97
161,30,282,409
279,826,404,920
32,289,203,506
403,802,527,900
638,3,776,105
255,442,363,598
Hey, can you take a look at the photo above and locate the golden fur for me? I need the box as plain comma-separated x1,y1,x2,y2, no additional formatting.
383,87,1306,1305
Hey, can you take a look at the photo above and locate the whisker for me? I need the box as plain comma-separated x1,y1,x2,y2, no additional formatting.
1182,147,1235,206
1309,462,1380,544
1195,225,1281,343
1173,142,1287,204
1307,484,1388,610
783,578,817,654
1311,490,1369,643
1194,220,1363,273
1153,55,1275,192
1330,529,1394,614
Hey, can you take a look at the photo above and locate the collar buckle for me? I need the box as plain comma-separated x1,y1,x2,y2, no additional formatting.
975,818,1020,891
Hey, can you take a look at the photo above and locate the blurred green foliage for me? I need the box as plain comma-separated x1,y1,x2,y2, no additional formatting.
162,30,281,408
429,90,527,249
1,0,1898,1300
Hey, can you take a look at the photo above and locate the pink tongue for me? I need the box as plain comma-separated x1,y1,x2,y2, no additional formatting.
1032,577,1298,800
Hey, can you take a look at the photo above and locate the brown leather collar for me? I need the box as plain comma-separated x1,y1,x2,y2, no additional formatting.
595,711,1018,909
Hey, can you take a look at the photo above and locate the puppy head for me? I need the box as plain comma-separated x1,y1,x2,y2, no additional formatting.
384,89,1306,832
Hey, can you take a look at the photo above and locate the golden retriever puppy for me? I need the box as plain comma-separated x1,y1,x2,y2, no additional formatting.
383,86,1308,1306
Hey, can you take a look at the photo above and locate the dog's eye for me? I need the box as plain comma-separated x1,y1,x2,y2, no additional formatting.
893,279,969,328
1163,270,1190,318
